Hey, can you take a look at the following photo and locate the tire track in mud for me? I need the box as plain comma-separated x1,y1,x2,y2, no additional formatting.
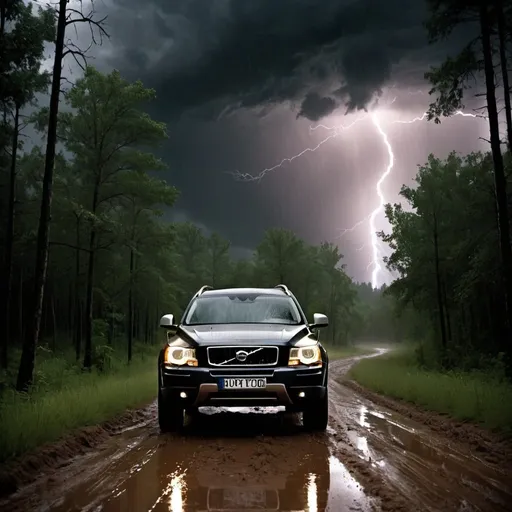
1,349,511,512
327,353,512,512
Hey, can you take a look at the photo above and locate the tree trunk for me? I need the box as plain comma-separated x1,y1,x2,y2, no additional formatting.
75,299,82,361
496,0,512,151
68,282,73,341
433,217,447,349
51,294,57,351
480,4,512,361
16,0,67,391
74,216,82,360
18,267,23,344
83,151,104,369
83,232,96,369
145,303,150,343
0,103,19,369
0,2,5,33
127,245,135,363
442,281,452,342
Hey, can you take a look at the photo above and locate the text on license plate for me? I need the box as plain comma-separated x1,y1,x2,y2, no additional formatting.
219,378,266,389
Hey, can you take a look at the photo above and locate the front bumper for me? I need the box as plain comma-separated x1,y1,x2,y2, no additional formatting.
159,364,327,410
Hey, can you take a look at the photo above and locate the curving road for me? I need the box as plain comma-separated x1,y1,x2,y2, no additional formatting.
2,350,511,511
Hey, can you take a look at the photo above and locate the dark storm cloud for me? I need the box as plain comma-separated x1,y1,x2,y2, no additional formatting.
335,40,394,113
297,93,337,122
83,0,483,285
105,0,434,121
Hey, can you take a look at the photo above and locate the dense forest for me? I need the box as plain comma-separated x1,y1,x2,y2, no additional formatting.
1,0,512,399
379,0,512,376
0,1,403,395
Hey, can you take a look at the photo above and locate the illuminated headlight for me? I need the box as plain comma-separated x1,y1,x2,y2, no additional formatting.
164,345,198,367
288,344,322,366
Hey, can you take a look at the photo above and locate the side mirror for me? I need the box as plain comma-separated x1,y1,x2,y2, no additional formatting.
159,314,176,329
310,313,328,329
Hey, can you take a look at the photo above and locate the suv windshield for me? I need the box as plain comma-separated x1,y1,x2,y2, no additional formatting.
184,293,302,325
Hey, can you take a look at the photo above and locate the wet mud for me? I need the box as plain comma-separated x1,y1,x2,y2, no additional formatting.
1,350,511,512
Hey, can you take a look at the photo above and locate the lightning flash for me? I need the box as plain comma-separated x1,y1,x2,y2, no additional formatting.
230,107,478,288
369,114,394,288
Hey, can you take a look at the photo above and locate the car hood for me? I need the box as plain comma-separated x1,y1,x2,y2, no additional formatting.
177,323,308,347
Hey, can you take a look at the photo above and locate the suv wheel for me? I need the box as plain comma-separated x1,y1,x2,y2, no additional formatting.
302,389,328,432
158,388,185,432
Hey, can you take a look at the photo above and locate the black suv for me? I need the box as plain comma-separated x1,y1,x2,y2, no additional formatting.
157,284,330,432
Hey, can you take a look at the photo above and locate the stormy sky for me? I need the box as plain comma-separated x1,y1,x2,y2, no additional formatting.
54,0,490,286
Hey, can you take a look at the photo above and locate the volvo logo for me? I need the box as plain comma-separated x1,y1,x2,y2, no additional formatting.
235,350,248,362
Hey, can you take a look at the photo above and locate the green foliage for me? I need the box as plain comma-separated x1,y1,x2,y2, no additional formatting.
1,67,391,385
0,345,159,462
425,45,480,123
380,151,509,368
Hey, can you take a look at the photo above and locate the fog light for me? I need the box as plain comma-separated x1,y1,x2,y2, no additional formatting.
298,391,305,398
180,392,187,399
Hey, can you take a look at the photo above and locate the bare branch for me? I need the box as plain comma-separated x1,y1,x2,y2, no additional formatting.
49,241,91,253
96,192,127,207
62,48,87,71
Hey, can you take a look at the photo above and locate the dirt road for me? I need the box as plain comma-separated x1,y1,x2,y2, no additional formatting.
1,350,511,512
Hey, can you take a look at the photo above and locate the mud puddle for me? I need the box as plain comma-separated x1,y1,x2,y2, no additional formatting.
338,390,512,511
4,409,374,512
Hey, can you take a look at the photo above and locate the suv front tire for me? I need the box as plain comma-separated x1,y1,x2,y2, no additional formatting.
158,388,185,432
302,388,329,432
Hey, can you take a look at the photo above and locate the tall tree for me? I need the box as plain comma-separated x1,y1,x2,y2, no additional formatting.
120,172,178,361
381,151,506,367
56,68,168,369
17,0,108,390
256,228,304,287
424,0,512,363
0,1,54,369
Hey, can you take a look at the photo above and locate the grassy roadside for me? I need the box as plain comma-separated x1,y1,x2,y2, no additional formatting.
0,343,159,464
349,347,512,433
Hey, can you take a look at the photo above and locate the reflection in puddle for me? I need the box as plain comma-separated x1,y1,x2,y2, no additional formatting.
46,424,372,512
307,474,317,512
169,473,185,511
358,405,371,428
327,456,372,510
354,404,512,511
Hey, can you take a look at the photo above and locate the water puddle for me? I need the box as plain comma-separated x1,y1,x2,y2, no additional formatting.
351,403,512,511
42,427,372,511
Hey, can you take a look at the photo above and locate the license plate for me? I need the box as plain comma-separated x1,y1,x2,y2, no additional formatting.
219,378,266,390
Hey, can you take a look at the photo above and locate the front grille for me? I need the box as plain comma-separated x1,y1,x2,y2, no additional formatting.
209,368,275,377
207,346,279,367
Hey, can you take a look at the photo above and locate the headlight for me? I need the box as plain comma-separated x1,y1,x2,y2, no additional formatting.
164,345,198,366
288,344,322,366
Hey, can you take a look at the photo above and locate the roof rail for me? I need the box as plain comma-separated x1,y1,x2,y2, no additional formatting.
274,284,291,295
196,285,213,297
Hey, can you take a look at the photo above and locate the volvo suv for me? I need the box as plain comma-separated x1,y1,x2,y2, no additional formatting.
157,284,330,432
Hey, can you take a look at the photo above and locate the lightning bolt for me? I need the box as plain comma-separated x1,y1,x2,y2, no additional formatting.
229,116,366,182
229,106,479,288
369,113,394,288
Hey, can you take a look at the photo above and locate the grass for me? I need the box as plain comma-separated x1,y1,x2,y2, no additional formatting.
349,347,512,433
0,342,159,463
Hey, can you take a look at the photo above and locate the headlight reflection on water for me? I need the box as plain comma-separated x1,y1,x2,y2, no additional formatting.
307,473,318,512
168,473,185,512
148,471,186,512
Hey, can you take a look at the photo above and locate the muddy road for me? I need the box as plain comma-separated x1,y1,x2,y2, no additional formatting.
1,350,511,512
